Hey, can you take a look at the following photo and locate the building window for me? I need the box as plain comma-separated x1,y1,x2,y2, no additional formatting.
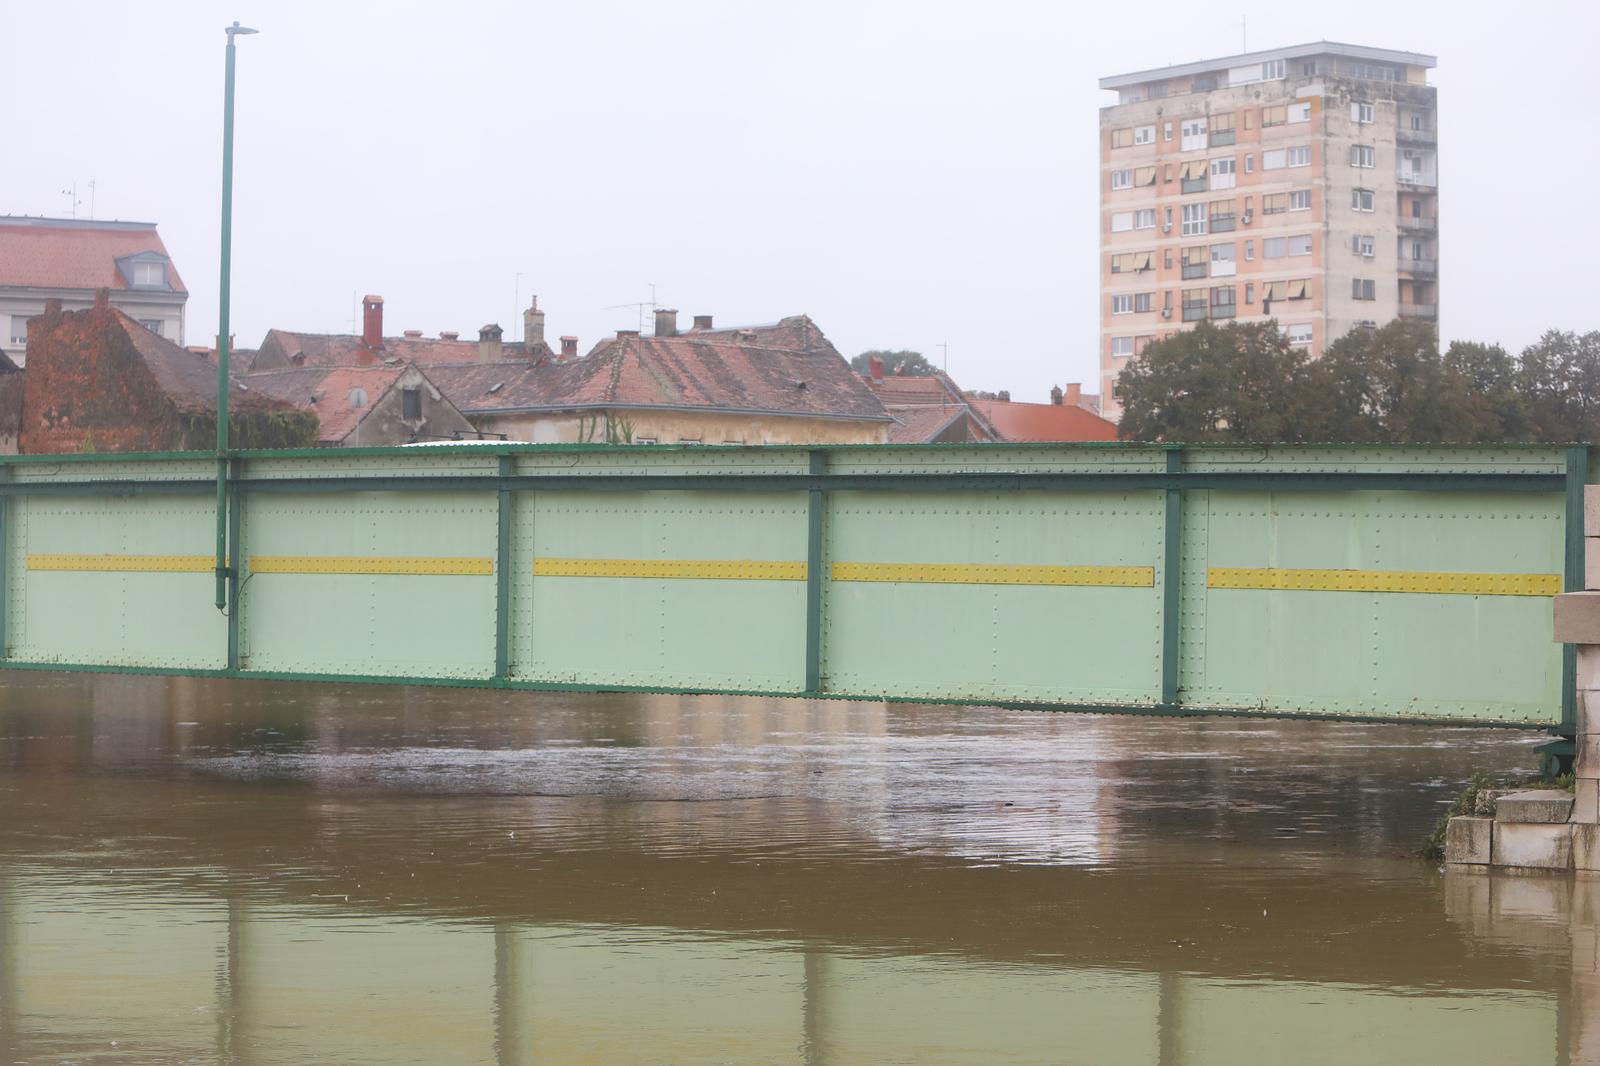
1134,208,1156,230
1209,199,1236,232
1209,113,1236,146
1264,237,1286,259
1181,203,1207,236
1302,61,1318,77
1134,292,1153,313
1209,156,1236,190
1163,121,1173,142
1288,102,1311,124
1288,190,1311,211
1289,234,1313,256
1352,102,1375,124
132,260,166,287
1112,211,1134,233
1353,234,1376,257
1352,278,1377,300
1133,124,1155,145
1110,251,1154,274
1262,59,1285,80
1112,336,1134,358
402,387,422,419
1350,144,1375,168
1262,193,1287,215
1244,240,1254,261
1111,169,1133,190
1244,153,1254,173
1210,286,1236,319
1134,166,1157,187
1351,188,1375,212
634,438,658,445
1261,105,1287,127
1180,118,1208,152
1412,240,1426,260
1263,149,1287,171
1286,145,1311,167
138,318,164,337
1112,294,1134,315
1209,243,1237,277
1180,160,1208,193
1182,289,1209,322
1181,245,1208,280
1245,282,1255,304
9,316,29,345
1286,324,1314,346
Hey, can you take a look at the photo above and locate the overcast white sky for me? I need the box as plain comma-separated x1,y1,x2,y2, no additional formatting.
4,1,1596,400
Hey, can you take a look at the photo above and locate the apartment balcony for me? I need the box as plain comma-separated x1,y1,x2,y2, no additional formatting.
1398,303,1437,319
1400,258,1438,277
1398,126,1437,146
1398,216,1437,234
1398,172,1438,191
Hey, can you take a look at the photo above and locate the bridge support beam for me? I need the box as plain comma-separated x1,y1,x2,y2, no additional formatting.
226,459,242,671
804,451,826,694
1160,447,1182,707
495,455,514,681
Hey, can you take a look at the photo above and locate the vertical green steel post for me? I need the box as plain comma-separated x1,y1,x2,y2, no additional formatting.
804,450,826,693
0,467,9,662
1562,445,1588,733
226,458,242,671
215,22,256,611
1161,446,1183,707
495,455,514,681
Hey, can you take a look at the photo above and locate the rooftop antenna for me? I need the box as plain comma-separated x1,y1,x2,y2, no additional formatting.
87,180,97,221
602,283,660,332
1236,15,1247,52
938,342,949,374
60,182,80,219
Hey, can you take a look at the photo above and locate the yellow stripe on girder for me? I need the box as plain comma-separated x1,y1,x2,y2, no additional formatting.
830,562,1155,587
1207,567,1561,597
534,558,807,581
27,554,217,573
250,556,493,576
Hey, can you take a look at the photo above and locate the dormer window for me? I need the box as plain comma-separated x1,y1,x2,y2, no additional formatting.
133,261,165,287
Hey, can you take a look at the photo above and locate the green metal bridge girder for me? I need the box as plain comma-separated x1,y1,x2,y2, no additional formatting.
0,443,1585,729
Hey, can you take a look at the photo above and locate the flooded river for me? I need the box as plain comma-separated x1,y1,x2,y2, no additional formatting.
0,673,1592,1064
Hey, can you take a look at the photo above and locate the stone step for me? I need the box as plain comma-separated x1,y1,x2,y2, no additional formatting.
1494,790,1575,824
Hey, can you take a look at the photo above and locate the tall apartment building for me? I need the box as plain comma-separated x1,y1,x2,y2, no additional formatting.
1097,42,1437,419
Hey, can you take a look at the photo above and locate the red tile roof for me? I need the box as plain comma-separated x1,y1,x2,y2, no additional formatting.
861,369,1000,442
969,400,1119,442
429,315,889,423
110,310,281,415
253,329,552,370
0,218,187,293
240,365,408,443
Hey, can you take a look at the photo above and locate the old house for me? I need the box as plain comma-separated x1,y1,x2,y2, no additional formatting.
427,311,891,445
20,295,316,453
857,359,1001,444
0,216,188,367
240,363,475,446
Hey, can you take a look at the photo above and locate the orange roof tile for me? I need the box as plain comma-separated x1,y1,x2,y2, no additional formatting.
969,400,1119,442
0,218,186,293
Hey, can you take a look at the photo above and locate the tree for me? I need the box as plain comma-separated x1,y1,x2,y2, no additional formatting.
1517,330,1600,443
851,350,936,377
1443,339,1531,441
1115,321,1323,442
1314,319,1500,442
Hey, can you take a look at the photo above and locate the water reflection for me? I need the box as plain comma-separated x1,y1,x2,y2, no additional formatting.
0,673,1585,1064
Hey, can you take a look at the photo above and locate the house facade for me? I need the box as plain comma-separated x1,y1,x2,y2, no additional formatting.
241,363,476,446
0,217,188,367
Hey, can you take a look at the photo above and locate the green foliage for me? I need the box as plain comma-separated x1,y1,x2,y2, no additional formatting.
176,408,320,450
1419,772,1496,862
1115,321,1323,442
851,350,936,377
1117,319,1600,444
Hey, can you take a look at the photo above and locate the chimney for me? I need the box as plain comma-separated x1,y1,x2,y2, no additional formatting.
478,323,503,362
654,308,679,337
617,329,640,339
1065,382,1082,407
1050,385,1064,406
868,355,884,382
560,336,578,361
692,314,713,331
523,296,546,350
403,329,423,339
440,331,459,341
362,295,384,349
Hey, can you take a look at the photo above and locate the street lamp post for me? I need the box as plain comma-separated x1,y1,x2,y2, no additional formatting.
215,20,257,612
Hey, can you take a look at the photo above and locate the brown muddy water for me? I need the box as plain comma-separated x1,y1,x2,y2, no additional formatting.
0,672,1592,1065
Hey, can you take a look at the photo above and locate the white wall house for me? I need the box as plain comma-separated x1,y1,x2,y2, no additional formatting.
0,216,188,367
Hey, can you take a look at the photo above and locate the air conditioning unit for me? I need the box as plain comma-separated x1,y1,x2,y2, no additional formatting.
1161,223,1172,233
1161,308,1172,319
1241,211,1254,225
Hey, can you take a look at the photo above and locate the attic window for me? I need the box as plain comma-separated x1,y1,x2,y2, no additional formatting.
402,387,421,420
133,261,166,287
349,388,369,409
487,382,504,394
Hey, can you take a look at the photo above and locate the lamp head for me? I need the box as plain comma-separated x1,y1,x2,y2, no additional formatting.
226,21,259,39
